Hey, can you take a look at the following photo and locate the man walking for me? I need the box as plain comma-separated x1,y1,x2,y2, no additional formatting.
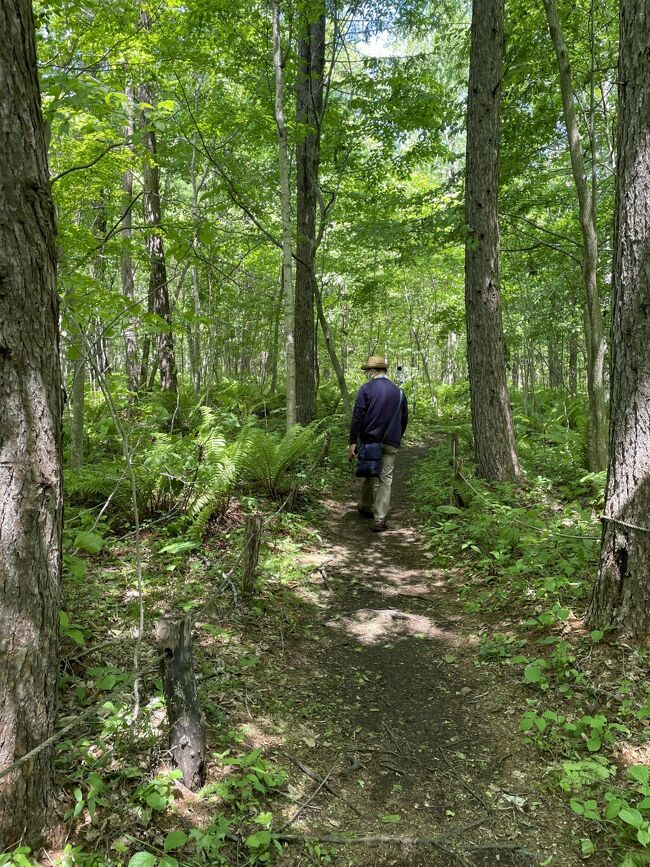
348,356,408,532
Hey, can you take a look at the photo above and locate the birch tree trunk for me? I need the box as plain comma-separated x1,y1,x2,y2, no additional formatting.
464,0,522,482
272,0,296,429
294,8,325,425
542,0,607,472
139,11,177,395
587,0,650,636
121,86,139,394
0,0,62,845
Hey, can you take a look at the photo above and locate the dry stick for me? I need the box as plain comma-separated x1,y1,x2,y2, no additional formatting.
350,746,439,774
283,753,363,817
275,764,337,833
435,746,491,812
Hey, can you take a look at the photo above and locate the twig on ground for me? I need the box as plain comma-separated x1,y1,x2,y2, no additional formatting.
435,745,491,811
275,763,337,832
350,746,439,774
282,753,363,816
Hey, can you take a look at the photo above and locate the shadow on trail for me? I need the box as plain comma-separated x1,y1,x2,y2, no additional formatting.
269,447,549,866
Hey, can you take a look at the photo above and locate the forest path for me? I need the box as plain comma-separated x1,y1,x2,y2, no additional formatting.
272,445,582,866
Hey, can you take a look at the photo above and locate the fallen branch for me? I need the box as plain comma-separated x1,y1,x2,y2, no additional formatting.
435,746,491,811
283,753,363,817
275,763,337,832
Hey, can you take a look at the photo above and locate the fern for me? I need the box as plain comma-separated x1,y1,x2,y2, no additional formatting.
239,422,325,497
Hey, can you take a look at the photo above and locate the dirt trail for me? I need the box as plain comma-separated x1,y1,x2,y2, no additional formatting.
273,446,582,866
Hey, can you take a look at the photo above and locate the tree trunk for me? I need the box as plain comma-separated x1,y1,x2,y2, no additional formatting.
242,515,263,597
272,0,296,429
568,333,578,395
0,0,62,846
542,0,607,472
154,615,206,789
121,87,139,394
139,11,178,395
269,272,283,396
70,332,85,469
294,8,325,425
587,0,650,636
464,0,521,482
315,282,351,416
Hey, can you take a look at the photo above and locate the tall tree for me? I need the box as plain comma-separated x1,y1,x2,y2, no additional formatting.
121,86,139,395
273,0,296,429
542,0,607,472
139,10,178,395
464,0,521,481
294,3,326,424
0,0,62,845
587,0,650,636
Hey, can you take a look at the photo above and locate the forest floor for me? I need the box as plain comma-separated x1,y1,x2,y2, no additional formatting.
244,443,588,867
55,444,614,866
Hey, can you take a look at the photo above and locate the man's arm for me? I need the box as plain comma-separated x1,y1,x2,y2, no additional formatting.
401,393,409,436
348,386,368,459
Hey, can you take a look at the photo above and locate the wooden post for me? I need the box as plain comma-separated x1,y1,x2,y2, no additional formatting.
242,515,263,596
154,614,206,790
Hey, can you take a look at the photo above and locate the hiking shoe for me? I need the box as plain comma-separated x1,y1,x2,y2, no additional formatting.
357,507,374,519
372,519,388,532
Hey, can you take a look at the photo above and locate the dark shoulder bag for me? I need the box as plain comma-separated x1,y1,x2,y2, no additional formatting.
355,390,403,478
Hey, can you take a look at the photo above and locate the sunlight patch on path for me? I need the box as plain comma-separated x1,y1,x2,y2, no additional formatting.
325,607,465,646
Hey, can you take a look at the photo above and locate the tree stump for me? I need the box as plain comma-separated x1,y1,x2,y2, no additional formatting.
242,515,263,596
154,614,206,789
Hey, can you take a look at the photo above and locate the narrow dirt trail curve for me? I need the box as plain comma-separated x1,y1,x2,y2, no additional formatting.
276,446,581,866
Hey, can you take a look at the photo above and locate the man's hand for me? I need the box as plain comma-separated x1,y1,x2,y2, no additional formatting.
348,444,357,462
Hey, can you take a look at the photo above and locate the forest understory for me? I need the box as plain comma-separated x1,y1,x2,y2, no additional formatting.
38,436,650,867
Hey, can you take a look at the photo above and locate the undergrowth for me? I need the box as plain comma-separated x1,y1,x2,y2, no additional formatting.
410,390,650,867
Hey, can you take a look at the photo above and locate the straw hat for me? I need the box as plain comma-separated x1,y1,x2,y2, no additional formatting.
360,355,389,370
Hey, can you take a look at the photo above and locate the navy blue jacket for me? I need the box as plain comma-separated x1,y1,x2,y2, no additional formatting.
349,376,408,447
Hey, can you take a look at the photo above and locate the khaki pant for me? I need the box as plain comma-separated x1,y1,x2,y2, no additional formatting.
359,444,398,521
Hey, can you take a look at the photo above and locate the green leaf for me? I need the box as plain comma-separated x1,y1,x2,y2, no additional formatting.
59,611,70,629
586,738,601,752
590,630,604,643
639,828,650,847
245,830,271,849
163,831,187,852
96,674,117,690
629,765,650,786
66,629,85,646
128,853,157,867
380,814,401,823
619,807,645,829
580,837,595,856
158,541,199,555
146,791,167,811
524,664,542,683
74,531,104,554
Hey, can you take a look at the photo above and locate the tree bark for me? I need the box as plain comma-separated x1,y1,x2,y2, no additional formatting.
272,0,296,429
138,11,178,395
587,0,650,636
69,332,85,468
154,615,206,789
464,0,521,482
242,515,263,597
315,282,351,416
542,0,607,472
0,0,62,846
121,86,139,394
294,8,326,425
